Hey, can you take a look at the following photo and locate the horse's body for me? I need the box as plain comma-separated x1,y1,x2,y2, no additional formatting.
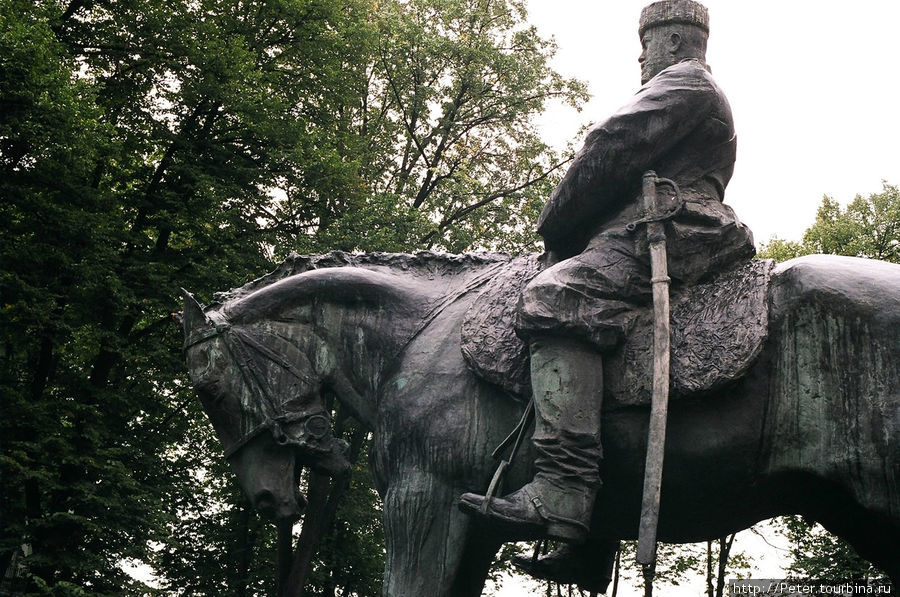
183,253,900,596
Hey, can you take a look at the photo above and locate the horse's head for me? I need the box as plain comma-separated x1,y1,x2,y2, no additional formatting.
181,290,350,521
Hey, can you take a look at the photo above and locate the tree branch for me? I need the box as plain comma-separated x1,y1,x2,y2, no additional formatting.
419,155,573,245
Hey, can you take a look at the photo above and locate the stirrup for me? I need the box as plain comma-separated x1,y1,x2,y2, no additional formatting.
480,399,535,514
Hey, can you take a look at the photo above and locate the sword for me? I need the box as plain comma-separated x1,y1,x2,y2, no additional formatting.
633,171,681,567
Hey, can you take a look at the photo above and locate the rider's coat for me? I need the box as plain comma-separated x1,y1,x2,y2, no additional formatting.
517,58,755,349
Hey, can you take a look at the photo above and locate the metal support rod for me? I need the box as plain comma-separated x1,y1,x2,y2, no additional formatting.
636,170,673,567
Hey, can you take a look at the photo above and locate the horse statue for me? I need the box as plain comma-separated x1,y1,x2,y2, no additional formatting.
182,250,900,596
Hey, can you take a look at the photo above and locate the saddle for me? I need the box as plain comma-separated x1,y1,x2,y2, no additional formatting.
460,257,775,405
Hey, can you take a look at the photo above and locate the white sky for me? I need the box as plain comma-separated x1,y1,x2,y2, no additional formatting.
525,0,900,245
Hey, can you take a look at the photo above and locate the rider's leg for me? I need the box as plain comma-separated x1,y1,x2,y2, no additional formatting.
460,336,603,543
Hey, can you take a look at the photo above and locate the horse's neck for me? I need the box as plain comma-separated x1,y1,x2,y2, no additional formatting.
314,258,520,426
238,255,516,427
315,305,406,429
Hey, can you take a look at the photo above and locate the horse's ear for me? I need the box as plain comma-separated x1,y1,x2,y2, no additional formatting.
181,288,209,333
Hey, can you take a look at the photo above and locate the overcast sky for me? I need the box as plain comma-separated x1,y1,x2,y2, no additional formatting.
525,0,900,246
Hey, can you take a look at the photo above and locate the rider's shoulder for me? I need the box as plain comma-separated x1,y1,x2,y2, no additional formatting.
644,59,714,90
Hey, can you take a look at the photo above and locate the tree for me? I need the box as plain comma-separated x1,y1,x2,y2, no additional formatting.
754,237,805,263
774,517,886,580
1,4,169,592
609,539,749,597
704,535,751,597
300,0,589,255
758,183,899,264
803,185,900,262
1,0,585,593
149,416,283,596
1,0,374,592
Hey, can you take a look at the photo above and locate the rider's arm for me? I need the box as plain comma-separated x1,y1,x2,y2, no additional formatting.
537,61,717,257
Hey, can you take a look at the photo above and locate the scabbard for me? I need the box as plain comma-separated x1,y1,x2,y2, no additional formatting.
636,171,672,566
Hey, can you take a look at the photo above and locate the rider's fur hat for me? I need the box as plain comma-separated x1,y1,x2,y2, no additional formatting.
639,0,709,36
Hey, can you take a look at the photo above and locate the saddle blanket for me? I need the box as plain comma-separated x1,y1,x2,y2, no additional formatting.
460,257,774,405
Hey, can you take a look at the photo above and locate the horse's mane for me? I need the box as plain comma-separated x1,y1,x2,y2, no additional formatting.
212,251,517,325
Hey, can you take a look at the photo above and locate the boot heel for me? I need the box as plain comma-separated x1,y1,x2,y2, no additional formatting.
546,521,588,544
530,494,590,543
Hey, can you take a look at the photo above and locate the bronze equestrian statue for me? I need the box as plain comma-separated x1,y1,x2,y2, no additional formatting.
182,251,900,595
182,1,900,595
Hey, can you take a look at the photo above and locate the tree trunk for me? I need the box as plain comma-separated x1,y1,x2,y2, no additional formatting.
715,535,736,597
609,547,621,597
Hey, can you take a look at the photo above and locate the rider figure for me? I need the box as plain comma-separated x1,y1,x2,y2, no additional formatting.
460,0,755,547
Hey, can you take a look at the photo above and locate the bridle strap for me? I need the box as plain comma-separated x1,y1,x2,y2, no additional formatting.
186,315,326,459
183,323,231,350
221,409,327,458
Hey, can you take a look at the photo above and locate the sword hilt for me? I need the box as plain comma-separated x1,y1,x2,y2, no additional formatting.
626,172,683,235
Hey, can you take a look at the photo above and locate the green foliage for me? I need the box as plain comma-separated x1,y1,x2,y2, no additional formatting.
594,536,751,597
774,517,886,579
758,183,899,263
297,0,588,254
614,539,741,592
150,414,281,596
1,3,162,593
2,0,580,593
704,535,752,597
0,0,371,592
803,184,900,261
755,237,806,263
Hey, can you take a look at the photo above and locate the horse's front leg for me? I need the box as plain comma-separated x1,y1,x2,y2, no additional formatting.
381,468,501,597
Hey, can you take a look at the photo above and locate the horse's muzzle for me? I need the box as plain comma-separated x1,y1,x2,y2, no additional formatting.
306,437,352,477
252,487,305,522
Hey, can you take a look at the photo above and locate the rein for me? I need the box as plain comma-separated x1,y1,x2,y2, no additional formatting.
393,260,510,359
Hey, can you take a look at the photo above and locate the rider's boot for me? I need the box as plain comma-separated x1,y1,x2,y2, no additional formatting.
459,337,603,543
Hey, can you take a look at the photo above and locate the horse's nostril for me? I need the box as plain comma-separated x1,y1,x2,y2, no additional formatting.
254,490,277,517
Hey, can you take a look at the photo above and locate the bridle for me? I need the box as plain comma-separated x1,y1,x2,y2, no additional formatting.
184,313,332,459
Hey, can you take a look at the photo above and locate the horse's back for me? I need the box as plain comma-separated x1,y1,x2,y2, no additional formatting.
770,254,900,317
